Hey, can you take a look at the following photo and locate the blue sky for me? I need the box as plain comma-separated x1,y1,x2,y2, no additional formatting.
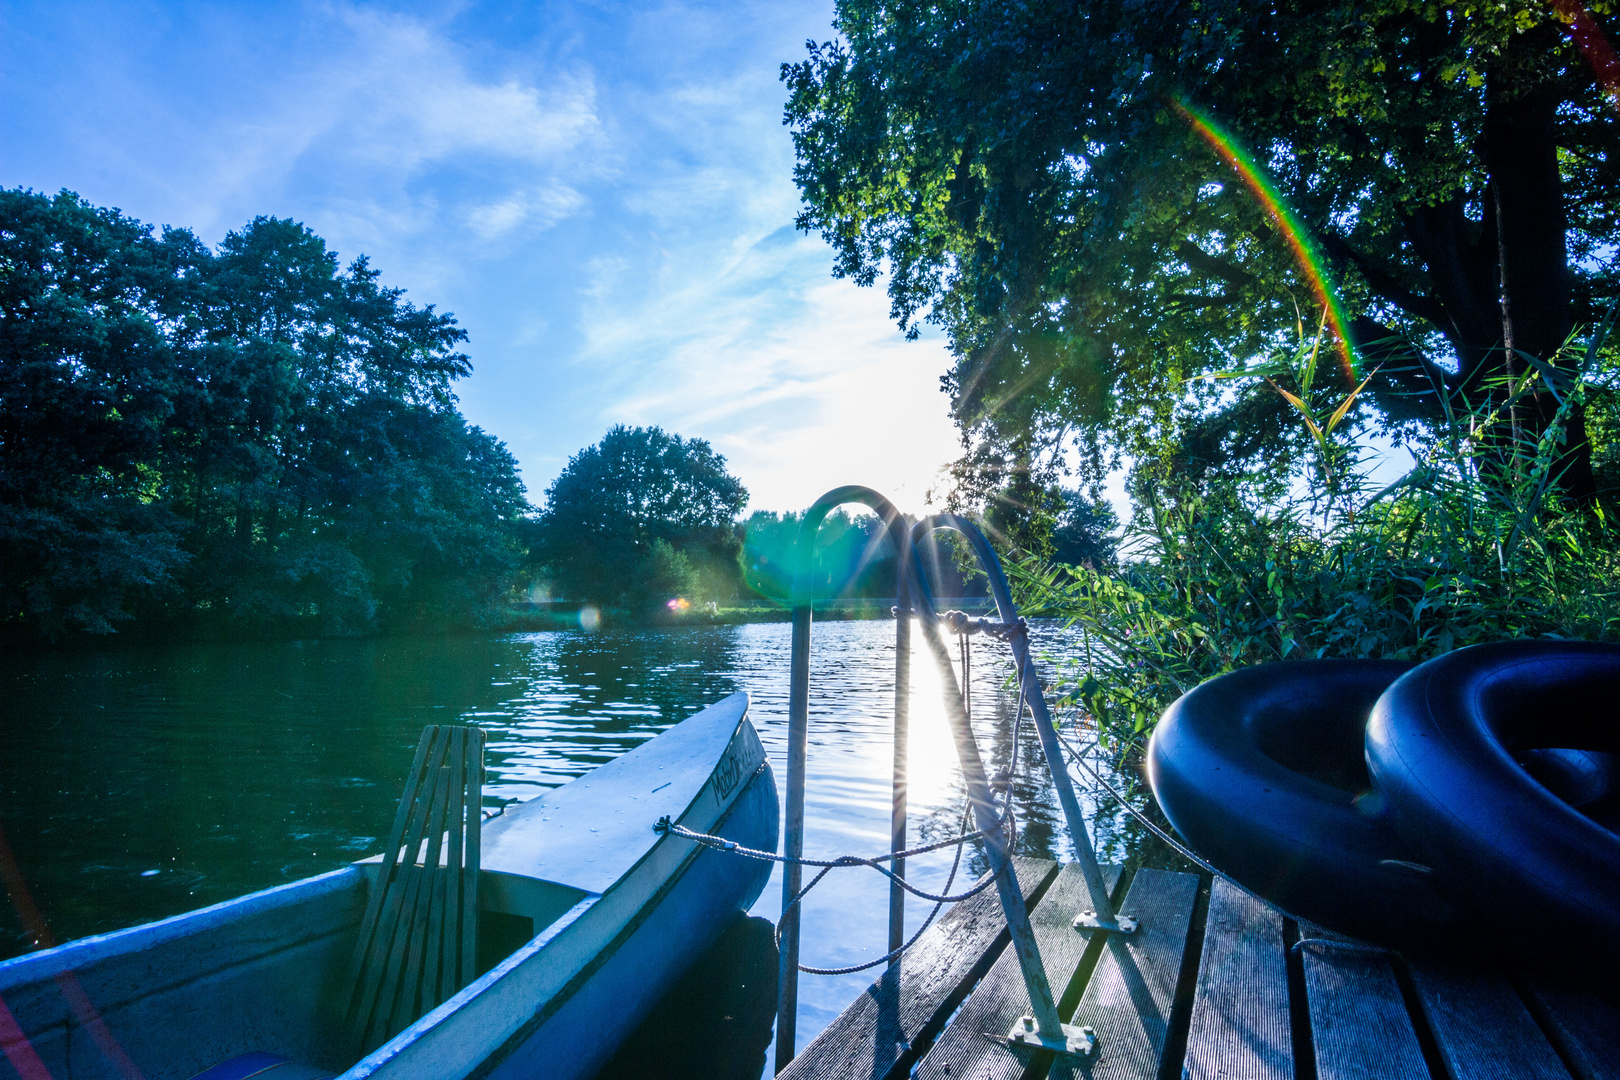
0,0,965,514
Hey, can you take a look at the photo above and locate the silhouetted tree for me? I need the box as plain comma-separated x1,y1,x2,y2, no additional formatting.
0,189,526,639
534,426,748,614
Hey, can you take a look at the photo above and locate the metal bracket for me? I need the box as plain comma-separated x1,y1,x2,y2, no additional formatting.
1074,908,1137,934
1004,1014,1096,1058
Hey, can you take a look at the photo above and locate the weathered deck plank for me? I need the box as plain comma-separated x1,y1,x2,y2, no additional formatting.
1046,868,1200,1080
796,856,1620,1080
778,857,1060,1080
1296,934,1427,1080
1179,878,1290,1080
1406,962,1570,1080
909,863,1124,1080
1520,976,1620,1080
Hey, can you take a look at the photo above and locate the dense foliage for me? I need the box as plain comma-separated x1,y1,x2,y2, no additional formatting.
783,0,1619,505
532,426,749,615
1014,322,1620,743
742,509,894,600
0,189,527,639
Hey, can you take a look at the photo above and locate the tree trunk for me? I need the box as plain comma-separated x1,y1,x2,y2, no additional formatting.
1482,61,1597,503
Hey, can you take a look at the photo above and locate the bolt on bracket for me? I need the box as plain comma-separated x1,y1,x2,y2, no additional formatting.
1073,909,1138,934
1004,1014,1096,1058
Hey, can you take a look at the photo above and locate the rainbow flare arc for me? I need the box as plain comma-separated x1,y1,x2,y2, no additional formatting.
1173,98,1358,380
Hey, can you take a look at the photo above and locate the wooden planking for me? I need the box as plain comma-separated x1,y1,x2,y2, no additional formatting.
1179,878,1291,1080
910,863,1124,1080
1047,868,1201,1080
1520,976,1620,1080
1297,935,1427,1080
1406,962,1570,1080
346,724,485,1054
345,725,439,1013
779,857,1060,1080
459,726,484,989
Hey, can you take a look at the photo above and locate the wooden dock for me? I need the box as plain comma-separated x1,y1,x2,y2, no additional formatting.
780,858,1619,1080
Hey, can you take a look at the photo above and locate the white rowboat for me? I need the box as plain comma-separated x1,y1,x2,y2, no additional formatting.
0,692,777,1080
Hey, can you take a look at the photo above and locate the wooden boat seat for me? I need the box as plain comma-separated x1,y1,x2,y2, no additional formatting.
342,725,485,1055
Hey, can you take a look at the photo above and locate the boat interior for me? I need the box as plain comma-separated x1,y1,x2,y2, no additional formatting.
2,695,755,1080
0,860,593,1080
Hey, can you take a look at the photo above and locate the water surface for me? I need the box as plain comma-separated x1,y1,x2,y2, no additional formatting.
0,622,1174,1069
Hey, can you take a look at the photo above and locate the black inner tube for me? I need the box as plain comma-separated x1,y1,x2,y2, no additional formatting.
1147,659,1463,949
1365,640,1620,984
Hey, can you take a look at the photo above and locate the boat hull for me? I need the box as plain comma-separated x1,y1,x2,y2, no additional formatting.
484,762,775,1080
0,693,778,1080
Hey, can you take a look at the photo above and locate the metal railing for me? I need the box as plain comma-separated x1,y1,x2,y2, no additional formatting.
774,487,1133,1072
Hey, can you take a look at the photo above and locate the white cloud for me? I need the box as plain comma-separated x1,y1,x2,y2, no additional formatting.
79,3,605,265
466,184,587,240
4,0,967,515
575,219,962,514
316,8,600,171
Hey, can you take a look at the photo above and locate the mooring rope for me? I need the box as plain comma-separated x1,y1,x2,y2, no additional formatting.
653,815,1000,876
781,804,982,975
656,806,1013,975
657,625,1035,976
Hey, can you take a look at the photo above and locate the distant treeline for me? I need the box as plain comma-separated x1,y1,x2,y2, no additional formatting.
739,509,989,603
522,425,993,622
1,189,527,640
2,191,1035,643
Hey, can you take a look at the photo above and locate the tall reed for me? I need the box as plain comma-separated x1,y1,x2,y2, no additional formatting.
1011,313,1620,746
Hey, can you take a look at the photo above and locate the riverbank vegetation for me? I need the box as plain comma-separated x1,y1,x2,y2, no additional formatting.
525,444,992,625
1,190,527,640
0,188,929,642
1016,321,1620,741
782,1,1620,739
528,425,749,620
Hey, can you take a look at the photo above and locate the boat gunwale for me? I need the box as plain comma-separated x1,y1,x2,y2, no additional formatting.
0,866,363,991
342,697,769,1080
462,758,773,1080
0,692,771,1080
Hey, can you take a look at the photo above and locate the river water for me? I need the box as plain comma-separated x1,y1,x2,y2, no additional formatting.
0,621,1178,1076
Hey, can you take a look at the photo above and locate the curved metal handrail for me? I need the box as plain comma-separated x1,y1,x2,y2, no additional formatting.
775,489,1112,1070
775,486,916,1065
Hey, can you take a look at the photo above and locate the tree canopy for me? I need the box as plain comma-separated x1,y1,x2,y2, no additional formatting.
0,189,527,639
533,425,749,614
783,0,1619,504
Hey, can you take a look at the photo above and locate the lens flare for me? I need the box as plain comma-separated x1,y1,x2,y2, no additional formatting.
1553,0,1620,110
1173,98,1358,381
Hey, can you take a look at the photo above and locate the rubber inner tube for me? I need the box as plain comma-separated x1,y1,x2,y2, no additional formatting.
1365,640,1620,981
1147,659,1460,948
1517,749,1620,831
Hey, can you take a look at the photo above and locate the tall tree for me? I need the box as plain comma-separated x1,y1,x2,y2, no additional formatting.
0,190,191,634
0,190,526,638
535,426,749,613
783,0,1619,501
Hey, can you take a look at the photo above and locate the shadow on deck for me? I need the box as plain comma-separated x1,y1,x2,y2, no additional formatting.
780,857,1618,1080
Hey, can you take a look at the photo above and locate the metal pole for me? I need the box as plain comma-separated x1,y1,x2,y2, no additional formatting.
914,515,1129,932
775,600,811,1073
902,557,1069,1042
888,563,910,959
774,486,918,1072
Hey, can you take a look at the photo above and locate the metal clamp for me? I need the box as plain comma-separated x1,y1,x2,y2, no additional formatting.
1004,1013,1096,1058
1074,908,1138,934
939,610,1026,640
